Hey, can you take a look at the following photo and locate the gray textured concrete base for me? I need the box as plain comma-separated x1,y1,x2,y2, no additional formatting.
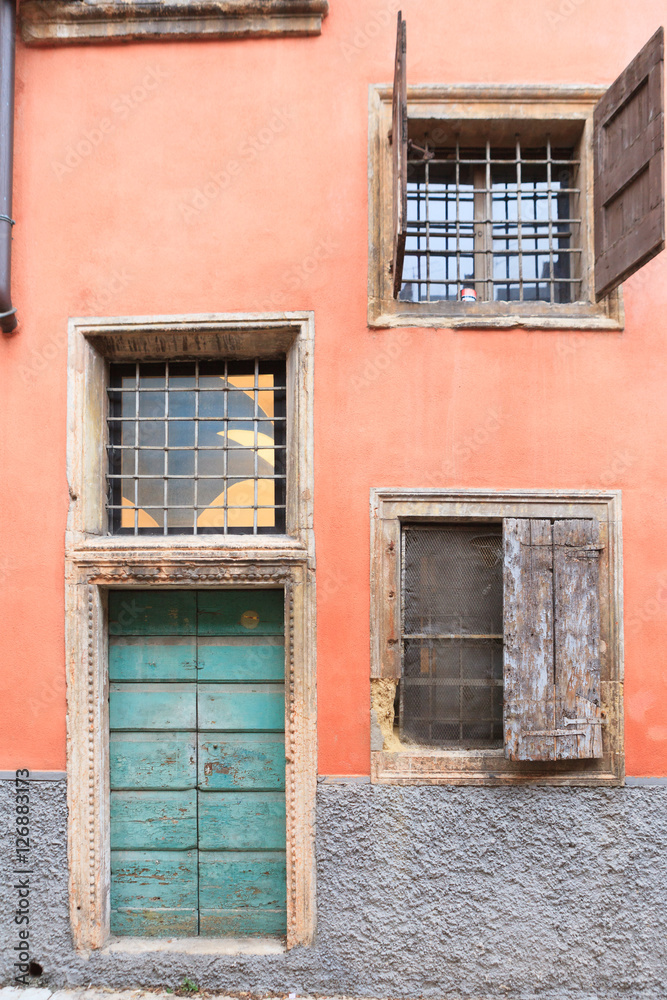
1,779,667,999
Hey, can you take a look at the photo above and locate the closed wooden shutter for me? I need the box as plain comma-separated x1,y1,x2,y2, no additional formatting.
503,519,555,761
594,28,665,299
391,11,408,299
503,519,603,762
108,590,286,938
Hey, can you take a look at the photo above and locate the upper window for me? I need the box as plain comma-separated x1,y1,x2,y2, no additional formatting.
368,21,664,328
400,136,581,306
107,358,286,536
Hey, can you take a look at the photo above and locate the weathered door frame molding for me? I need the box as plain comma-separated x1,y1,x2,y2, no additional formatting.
65,313,316,952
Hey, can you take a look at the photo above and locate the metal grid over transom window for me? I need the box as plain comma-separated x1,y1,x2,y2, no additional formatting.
107,359,286,535
401,524,503,748
400,139,581,304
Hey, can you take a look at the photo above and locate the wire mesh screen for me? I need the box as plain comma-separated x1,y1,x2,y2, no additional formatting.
107,359,286,535
401,525,503,747
399,140,581,304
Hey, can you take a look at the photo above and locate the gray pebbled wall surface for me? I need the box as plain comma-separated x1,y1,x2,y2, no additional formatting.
1,778,666,1000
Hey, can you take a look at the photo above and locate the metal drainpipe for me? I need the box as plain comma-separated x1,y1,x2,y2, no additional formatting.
0,0,17,333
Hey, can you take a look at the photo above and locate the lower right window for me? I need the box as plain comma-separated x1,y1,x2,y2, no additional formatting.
371,491,623,784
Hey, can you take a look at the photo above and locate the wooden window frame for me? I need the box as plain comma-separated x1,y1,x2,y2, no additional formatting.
368,85,624,330
66,313,316,952
370,488,623,786
20,1,329,45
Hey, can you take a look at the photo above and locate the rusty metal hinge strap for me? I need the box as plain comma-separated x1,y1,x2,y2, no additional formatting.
522,729,586,737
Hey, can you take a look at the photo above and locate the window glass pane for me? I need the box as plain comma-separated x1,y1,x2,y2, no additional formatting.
107,359,287,536
401,525,503,748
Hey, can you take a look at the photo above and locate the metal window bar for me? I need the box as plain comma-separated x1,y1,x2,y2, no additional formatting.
399,141,581,304
107,358,287,536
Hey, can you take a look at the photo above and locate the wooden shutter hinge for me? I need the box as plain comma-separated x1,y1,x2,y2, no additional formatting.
563,716,607,726
522,717,607,738
522,729,586,737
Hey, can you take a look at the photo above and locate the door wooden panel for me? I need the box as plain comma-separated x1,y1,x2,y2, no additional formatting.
110,732,197,790
198,852,287,910
109,637,197,681
109,591,197,635
110,682,197,731
198,734,286,791
198,791,287,851
111,849,198,909
110,789,198,851
108,589,286,938
198,684,285,732
197,589,284,635
197,638,285,682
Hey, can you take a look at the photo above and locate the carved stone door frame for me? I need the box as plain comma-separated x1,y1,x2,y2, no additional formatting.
65,314,316,951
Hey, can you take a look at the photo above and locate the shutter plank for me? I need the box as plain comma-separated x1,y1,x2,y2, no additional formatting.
553,519,603,760
391,11,408,298
594,27,665,299
503,519,555,761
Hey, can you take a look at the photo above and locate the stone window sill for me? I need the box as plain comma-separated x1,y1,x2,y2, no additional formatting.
20,1,329,45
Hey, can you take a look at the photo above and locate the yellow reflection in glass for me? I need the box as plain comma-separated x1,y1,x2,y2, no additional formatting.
221,429,275,466
197,479,275,528
120,497,159,528
228,373,275,418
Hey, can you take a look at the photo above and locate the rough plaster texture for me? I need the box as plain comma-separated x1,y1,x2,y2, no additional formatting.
1,779,667,999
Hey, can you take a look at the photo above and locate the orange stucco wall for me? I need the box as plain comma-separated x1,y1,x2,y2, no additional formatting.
1,0,666,775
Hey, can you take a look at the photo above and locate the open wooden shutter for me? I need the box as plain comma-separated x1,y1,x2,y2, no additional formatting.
391,11,407,299
503,518,603,761
594,28,665,300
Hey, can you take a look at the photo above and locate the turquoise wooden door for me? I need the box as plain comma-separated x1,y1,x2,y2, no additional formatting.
108,590,286,937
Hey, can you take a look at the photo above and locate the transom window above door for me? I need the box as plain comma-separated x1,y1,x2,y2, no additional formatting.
107,359,287,536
